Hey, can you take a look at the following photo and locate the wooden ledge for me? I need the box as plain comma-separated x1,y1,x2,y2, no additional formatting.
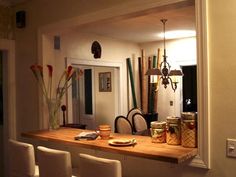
22,127,197,164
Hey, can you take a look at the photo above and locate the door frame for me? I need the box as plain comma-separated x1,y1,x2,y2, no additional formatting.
77,66,96,129
0,39,16,139
0,39,16,177
67,58,125,119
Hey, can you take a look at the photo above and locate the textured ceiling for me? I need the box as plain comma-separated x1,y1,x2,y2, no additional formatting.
77,4,195,43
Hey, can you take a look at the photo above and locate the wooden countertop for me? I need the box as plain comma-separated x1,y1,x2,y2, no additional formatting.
22,127,197,164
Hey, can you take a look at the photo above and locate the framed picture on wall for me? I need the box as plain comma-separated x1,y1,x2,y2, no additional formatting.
99,72,111,92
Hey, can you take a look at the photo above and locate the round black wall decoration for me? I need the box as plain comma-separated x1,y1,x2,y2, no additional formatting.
91,41,102,59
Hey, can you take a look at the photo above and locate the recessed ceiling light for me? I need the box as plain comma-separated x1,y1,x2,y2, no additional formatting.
158,30,196,39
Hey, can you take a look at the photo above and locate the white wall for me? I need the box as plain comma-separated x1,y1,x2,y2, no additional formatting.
46,32,196,127
13,0,135,137
139,37,196,120
12,0,236,177
61,31,140,63
208,1,236,176
41,31,140,130
60,30,141,113
94,66,116,130
0,5,13,39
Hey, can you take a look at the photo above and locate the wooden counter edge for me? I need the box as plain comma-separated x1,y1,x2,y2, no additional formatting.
21,129,198,164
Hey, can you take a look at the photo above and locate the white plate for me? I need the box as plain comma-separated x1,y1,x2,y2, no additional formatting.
108,138,136,146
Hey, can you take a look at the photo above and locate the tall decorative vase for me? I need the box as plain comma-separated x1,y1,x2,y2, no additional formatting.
48,99,61,130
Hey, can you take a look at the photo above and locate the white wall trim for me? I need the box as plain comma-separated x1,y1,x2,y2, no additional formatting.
37,32,45,129
189,0,210,168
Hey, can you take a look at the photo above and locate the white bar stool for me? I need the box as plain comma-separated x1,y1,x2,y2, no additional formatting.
37,146,78,177
79,153,122,177
8,139,39,177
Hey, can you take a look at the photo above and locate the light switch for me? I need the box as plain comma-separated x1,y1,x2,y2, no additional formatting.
227,139,236,158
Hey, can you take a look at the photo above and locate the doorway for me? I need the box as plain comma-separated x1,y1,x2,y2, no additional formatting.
0,50,8,177
182,65,197,112
0,39,17,175
0,51,3,177
73,66,96,130
68,58,124,131
72,65,118,130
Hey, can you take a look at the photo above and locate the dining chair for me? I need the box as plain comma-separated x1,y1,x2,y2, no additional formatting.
127,108,143,126
78,153,122,177
132,112,148,132
8,139,39,177
114,115,133,134
37,146,78,177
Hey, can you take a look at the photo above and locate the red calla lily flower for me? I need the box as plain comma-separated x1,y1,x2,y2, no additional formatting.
47,65,53,77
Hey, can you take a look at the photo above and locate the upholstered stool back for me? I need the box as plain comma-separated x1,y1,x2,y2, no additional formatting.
79,153,122,177
8,139,39,177
37,146,74,177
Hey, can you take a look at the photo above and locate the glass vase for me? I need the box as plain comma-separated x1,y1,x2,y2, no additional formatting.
47,98,61,130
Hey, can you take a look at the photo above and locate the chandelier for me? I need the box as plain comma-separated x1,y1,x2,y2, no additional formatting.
146,19,183,92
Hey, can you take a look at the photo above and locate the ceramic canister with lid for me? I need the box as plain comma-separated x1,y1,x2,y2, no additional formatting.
181,112,197,148
98,124,111,140
166,116,181,145
150,121,166,143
